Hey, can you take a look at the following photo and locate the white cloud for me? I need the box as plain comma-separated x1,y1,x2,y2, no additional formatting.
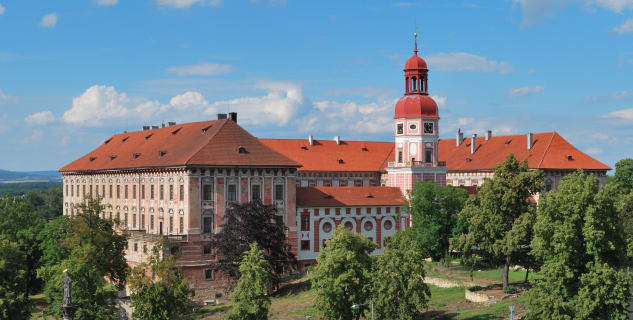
586,147,603,155
0,4,5,15
25,111,56,125
205,81,303,126
97,0,118,6
431,95,447,108
426,53,515,74
585,90,631,102
614,18,633,34
514,0,633,27
162,91,209,112
156,0,220,8
508,85,544,98
588,0,633,12
602,108,633,122
167,62,233,76
302,98,396,134
24,130,43,143
40,13,57,28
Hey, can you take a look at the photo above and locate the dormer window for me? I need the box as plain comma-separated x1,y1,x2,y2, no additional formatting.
104,138,112,144
337,158,344,164
171,128,182,135
122,136,129,142
110,155,117,161
159,151,167,158
238,147,248,154
301,146,308,150
567,155,574,161
145,133,153,140
89,157,97,162
133,153,141,160
202,125,213,133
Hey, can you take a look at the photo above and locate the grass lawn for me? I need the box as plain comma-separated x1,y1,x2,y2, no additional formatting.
424,260,540,285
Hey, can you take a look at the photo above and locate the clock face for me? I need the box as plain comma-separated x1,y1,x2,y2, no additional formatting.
409,123,417,130
424,122,434,134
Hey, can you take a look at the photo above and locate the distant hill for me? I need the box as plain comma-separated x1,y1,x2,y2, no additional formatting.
0,169,61,183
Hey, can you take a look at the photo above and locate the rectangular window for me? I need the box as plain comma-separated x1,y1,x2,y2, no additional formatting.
125,185,128,199
425,148,433,163
301,240,310,251
274,214,283,226
203,217,213,234
109,185,112,199
71,184,74,197
95,185,99,197
339,180,348,187
203,184,213,201
65,185,68,196
133,185,136,199
204,269,214,280
141,214,145,230
169,185,174,201
89,185,93,197
102,185,105,198
179,217,184,234
82,185,86,197
203,245,212,254
227,185,237,201
301,215,310,231
275,184,284,201
251,185,261,202
132,214,137,229
141,185,145,199
398,149,403,163
150,215,154,231
151,185,155,200
354,180,363,187
179,185,184,201
160,185,164,200
125,212,128,226
397,123,403,134
116,185,120,199
169,216,173,233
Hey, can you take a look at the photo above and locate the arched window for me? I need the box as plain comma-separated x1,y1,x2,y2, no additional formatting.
202,210,214,234
411,76,417,91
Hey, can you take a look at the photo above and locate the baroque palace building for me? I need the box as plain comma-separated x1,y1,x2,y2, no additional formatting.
60,36,610,298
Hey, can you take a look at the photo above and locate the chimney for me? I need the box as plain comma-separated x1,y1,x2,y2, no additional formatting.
161,122,165,128
308,135,314,146
486,130,492,141
527,132,533,150
168,121,176,126
334,136,341,145
142,126,150,131
228,112,238,123
217,113,227,120
457,128,463,147
471,134,477,154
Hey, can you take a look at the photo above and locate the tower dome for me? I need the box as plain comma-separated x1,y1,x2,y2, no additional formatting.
395,32,437,119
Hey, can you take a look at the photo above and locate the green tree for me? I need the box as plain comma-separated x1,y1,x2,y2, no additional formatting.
613,158,633,195
128,239,194,320
227,242,271,320
0,194,45,297
408,181,468,262
38,196,128,319
371,229,431,320
0,239,29,320
526,171,633,320
456,154,543,289
311,227,375,320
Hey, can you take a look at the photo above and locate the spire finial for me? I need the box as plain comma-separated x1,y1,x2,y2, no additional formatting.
413,24,419,56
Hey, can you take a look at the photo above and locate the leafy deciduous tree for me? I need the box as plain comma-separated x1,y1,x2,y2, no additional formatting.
456,153,543,289
209,201,295,287
527,171,633,320
227,242,271,320
311,227,375,320
128,239,194,320
408,181,468,262
0,239,29,320
613,158,633,195
371,229,431,320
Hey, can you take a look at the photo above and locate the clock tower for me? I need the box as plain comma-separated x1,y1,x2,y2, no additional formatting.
386,33,447,195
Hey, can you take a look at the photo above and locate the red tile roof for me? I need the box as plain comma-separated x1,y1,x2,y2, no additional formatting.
296,186,405,207
437,132,610,171
259,138,394,172
60,119,300,172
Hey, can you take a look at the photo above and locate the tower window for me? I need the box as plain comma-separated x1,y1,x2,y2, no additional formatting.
425,148,433,163
411,77,417,91
397,123,404,135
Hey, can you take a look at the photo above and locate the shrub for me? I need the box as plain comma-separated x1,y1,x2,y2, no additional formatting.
468,285,483,292
504,285,517,294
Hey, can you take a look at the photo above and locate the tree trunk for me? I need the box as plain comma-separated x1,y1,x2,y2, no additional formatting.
503,255,511,289
524,267,530,283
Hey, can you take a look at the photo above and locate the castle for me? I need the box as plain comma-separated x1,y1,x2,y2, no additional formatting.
60,36,609,297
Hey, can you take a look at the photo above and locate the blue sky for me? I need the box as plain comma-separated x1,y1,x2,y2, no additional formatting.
0,0,632,171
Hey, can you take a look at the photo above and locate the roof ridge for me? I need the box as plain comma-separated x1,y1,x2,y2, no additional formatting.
537,132,556,169
184,119,228,165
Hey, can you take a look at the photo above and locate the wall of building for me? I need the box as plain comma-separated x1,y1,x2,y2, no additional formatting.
297,171,381,188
